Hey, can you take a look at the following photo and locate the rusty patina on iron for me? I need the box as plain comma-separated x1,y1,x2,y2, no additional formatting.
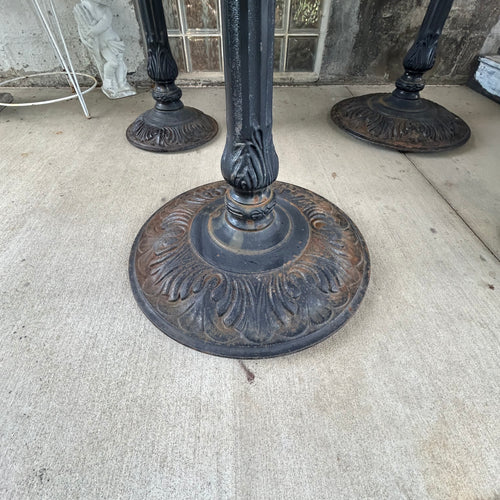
130,181,370,358
331,93,470,153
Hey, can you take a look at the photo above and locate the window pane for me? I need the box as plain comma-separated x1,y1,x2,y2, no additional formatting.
163,0,180,31
169,37,186,72
275,0,285,30
286,37,317,71
274,37,283,71
185,0,218,30
290,0,321,30
189,37,221,71
167,0,322,75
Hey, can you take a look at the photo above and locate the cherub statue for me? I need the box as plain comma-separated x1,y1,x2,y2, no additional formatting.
74,0,136,99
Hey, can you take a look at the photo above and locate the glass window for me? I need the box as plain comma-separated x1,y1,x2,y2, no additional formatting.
163,0,325,74
188,37,221,71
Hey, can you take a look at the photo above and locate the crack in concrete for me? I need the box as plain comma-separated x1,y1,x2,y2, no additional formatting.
404,153,499,263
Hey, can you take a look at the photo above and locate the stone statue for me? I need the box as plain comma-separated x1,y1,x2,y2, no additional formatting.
74,0,136,99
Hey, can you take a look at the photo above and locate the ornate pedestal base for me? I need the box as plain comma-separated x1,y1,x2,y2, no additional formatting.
331,0,471,153
128,0,218,153
331,93,471,153
130,181,370,358
126,105,218,153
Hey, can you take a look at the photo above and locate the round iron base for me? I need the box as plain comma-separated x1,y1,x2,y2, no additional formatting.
331,93,471,153
130,181,370,358
126,105,218,153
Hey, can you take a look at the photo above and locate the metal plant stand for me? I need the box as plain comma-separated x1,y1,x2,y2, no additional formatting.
129,0,370,358
127,0,218,152
1,0,95,118
331,0,471,153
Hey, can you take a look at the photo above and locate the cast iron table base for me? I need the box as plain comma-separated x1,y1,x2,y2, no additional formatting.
130,181,369,358
129,0,370,358
127,0,217,153
127,104,217,153
331,0,470,153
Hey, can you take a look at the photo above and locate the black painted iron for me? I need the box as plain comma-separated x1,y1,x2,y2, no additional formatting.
127,0,218,152
331,0,471,153
129,0,370,358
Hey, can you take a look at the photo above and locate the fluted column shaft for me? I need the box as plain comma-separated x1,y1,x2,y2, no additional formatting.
394,0,454,100
137,0,182,110
220,0,279,231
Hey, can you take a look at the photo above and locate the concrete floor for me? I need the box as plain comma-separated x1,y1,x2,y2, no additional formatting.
0,85,499,499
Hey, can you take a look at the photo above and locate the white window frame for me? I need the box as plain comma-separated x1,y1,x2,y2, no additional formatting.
169,0,332,84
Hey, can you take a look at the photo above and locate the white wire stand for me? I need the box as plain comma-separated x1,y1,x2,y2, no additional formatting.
0,72,97,108
0,0,96,118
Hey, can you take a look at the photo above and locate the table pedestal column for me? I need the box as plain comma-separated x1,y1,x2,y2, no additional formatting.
331,0,470,153
129,0,370,358
127,0,218,153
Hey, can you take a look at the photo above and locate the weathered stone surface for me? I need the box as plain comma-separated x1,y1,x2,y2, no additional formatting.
0,0,499,85
320,0,500,84
0,0,147,86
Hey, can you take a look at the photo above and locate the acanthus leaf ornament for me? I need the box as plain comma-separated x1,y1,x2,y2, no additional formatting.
131,181,369,357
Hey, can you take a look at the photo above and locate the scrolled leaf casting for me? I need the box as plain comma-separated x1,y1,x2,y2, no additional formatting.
231,127,279,191
134,183,367,346
403,33,440,73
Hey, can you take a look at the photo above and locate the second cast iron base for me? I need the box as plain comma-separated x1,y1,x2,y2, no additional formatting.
130,181,370,358
126,104,218,153
331,93,471,153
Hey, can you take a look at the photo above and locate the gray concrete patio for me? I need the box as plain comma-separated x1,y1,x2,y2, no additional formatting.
0,85,499,499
